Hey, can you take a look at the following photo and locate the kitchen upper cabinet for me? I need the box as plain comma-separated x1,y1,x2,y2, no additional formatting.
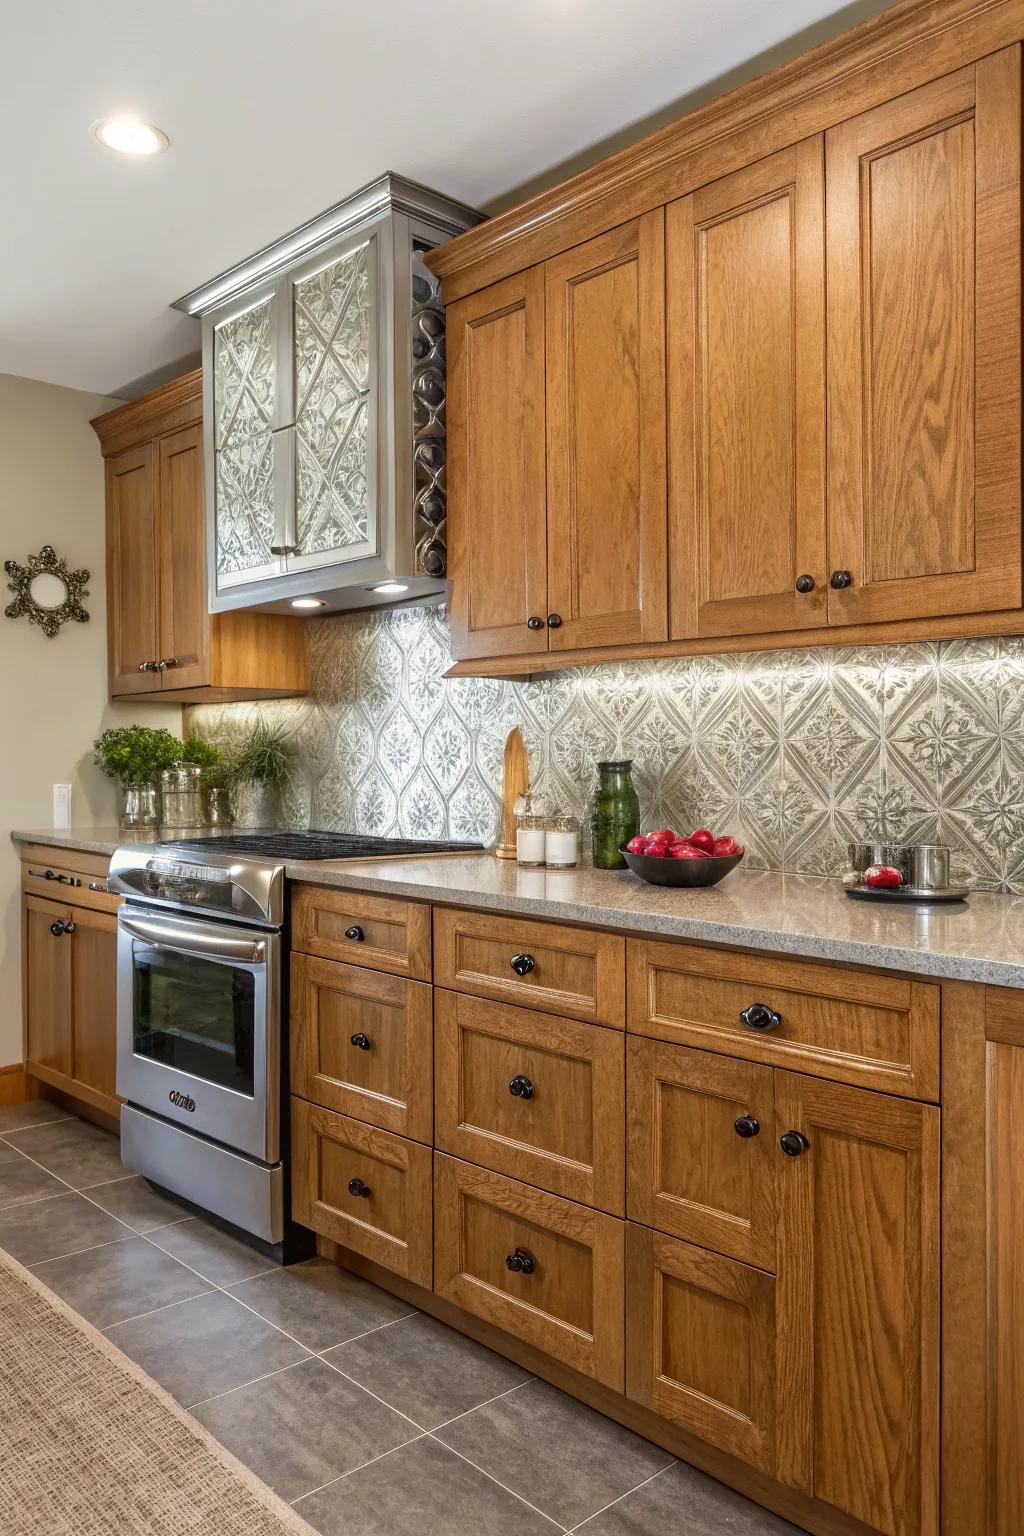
106,443,160,696
826,49,1021,627
667,139,826,639
157,424,209,692
209,290,280,590
546,213,667,649
447,268,548,659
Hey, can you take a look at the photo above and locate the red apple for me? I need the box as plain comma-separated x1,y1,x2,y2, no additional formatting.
712,836,742,857
688,828,715,853
646,829,676,845
670,844,711,859
624,835,648,855
863,864,903,889
642,842,668,858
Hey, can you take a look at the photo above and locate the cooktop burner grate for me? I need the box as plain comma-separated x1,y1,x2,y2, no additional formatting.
163,831,485,862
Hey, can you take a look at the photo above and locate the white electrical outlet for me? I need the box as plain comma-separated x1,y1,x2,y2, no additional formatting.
53,783,71,829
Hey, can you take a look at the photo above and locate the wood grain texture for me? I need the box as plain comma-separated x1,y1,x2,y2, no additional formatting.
627,1037,776,1268
91,367,202,456
105,442,160,695
20,847,119,915
207,611,306,696
434,906,625,1027
24,896,73,1081
668,138,826,639
774,1071,939,1536
0,1067,36,1107
433,1152,625,1389
291,884,431,981
69,906,118,1106
434,989,625,1213
495,726,530,858
157,423,209,691
545,213,667,650
627,940,940,1100
290,1097,432,1287
988,1036,1024,1536
290,954,433,1143
446,268,548,661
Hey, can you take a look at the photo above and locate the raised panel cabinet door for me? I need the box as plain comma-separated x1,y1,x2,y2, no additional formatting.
24,896,73,1079
626,1223,778,1474
668,139,826,639
774,1071,939,1536
447,267,548,660
826,48,1022,626
989,1037,1024,1536
157,424,210,691
626,1037,776,1268
70,906,119,1108
106,442,160,695
545,213,667,650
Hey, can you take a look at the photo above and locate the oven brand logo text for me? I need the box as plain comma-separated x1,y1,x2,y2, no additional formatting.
169,1090,196,1113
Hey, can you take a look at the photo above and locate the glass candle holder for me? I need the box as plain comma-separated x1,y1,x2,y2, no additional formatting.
516,815,548,867
545,816,580,868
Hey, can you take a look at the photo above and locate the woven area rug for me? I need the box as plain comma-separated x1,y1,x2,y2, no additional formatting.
0,1245,314,1536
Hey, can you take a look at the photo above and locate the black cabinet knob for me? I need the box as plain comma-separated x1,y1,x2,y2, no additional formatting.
795,574,815,594
345,926,364,942
527,616,544,631
505,1248,535,1275
734,1114,760,1138
780,1130,811,1158
547,613,562,628
347,1178,372,1198
49,920,65,937
350,1033,371,1051
509,1074,534,1100
829,569,853,589
739,1002,781,1032
510,953,535,977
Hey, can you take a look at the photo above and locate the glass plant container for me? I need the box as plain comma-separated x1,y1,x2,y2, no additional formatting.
159,763,205,829
590,760,640,870
120,783,159,830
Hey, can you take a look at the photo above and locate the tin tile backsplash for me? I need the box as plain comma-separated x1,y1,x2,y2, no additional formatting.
188,605,1024,892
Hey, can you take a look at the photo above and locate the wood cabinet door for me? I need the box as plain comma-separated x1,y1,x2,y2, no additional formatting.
70,906,118,1106
627,1223,778,1474
667,139,826,639
826,49,1021,626
447,268,548,660
106,443,160,694
627,1038,776,1268
774,1071,939,1536
157,424,210,691
24,896,73,1078
545,213,667,650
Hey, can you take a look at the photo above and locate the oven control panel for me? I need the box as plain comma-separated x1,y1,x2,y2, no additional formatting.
109,846,283,927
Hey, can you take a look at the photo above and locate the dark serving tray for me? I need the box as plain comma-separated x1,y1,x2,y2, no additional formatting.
845,884,970,905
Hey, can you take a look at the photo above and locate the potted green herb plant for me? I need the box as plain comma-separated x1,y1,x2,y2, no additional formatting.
180,734,232,825
93,726,183,828
229,719,292,827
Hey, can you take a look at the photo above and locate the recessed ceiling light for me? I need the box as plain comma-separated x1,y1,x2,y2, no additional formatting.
290,597,326,609
371,582,409,595
91,117,169,156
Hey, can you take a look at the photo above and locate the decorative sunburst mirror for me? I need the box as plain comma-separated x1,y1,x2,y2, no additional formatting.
4,545,90,638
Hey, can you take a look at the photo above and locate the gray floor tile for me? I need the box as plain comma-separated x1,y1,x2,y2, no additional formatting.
147,1216,277,1286
0,1154,66,1209
572,1461,807,1534
295,1434,558,1536
0,1100,70,1132
0,1189,133,1264
30,1233,213,1328
229,1258,415,1352
106,1289,309,1407
84,1174,191,1234
2,1116,125,1189
326,1311,530,1429
191,1357,418,1502
436,1379,674,1529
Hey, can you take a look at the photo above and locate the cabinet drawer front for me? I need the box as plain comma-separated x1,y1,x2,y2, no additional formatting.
434,908,625,1027
627,1038,776,1267
21,847,120,914
291,1099,432,1287
291,884,431,980
627,940,939,1100
291,955,432,1142
434,1153,625,1388
435,990,625,1213
626,1224,777,1475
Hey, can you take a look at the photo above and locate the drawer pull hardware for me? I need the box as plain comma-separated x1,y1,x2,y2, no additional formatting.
527,616,544,631
138,660,160,672
740,1002,781,1032
509,1074,534,1100
830,569,853,589
510,953,535,976
734,1114,760,1138
49,919,76,937
795,574,815,593
347,1177,372,1198
29,869,80,886
345,926,365,942
505,1248,535,1275
780,1130,811,1157
350,1033,372,1051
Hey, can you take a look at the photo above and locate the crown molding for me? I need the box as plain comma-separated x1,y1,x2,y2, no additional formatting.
91,368,202,455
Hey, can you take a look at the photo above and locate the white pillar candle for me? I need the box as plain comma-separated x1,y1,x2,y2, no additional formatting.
544,828,579,867
516,825,547,866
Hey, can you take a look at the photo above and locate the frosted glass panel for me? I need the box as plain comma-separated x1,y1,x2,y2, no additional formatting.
213,297,277,577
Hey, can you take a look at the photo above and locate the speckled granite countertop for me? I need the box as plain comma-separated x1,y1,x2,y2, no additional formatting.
12,827,1024,990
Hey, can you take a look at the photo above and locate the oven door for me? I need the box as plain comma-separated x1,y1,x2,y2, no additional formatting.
117,906,280,1163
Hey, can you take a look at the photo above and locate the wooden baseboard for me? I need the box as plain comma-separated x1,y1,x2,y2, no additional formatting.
0,1064,38,1106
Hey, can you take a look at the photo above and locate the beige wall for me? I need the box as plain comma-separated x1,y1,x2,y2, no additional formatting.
0,373,180,1065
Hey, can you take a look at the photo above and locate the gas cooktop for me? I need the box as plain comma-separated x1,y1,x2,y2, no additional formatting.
163,831,485,862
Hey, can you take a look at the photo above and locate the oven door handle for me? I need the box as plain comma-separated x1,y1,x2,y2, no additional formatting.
118,910,268,966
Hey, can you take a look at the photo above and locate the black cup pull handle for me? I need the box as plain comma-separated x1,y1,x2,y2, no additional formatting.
509,1075,534,1100
345,926,365,942
740,1002,781,1032
780,1131,811,1158
734,1114,760,1138
510,953,535,977
350,1033,371,1051
505,1248,535,1275
348,1178,372,1198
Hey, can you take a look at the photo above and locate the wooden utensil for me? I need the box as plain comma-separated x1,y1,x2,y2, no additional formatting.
495,726,530,859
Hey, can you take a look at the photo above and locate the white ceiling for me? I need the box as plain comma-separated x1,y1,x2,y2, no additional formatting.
2,0,864,397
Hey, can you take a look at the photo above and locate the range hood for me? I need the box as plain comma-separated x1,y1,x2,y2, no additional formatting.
173,174,482,616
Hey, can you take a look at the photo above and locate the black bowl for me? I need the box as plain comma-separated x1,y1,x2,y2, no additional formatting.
620,848,744,887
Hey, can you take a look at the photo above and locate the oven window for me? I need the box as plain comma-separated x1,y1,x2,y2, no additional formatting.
133,949,256,1096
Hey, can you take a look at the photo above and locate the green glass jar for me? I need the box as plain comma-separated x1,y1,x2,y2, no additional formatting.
590,760,640,869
